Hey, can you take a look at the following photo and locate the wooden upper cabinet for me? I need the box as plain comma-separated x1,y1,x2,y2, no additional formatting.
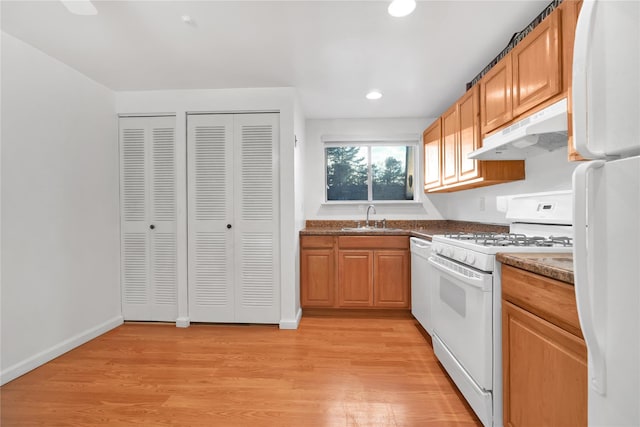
423,86,524,193
563,0,586,162
423,119,442,191
511,11,562,118
458,86,481,181
480,53,513,135
441,104,459,185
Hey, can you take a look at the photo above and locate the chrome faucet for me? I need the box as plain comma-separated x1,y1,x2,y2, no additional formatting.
365,204,376,227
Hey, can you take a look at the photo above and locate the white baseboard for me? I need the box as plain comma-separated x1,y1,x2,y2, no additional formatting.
0,315,124,386
175,317,190,328
279,308,302,330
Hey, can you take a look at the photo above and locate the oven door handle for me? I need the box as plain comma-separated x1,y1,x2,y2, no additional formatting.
428,256,491,291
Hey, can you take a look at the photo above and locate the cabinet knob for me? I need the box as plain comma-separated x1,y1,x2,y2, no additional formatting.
150,224,155,230
227,224,232,229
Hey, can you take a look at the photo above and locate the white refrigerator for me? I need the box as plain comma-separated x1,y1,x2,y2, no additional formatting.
571,0,640,425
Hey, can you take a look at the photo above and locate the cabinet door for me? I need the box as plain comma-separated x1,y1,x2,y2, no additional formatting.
338,250,373,307
458,86,481,181
423,119,442,191
120,116,178,322
512,10,562,117
480,53,513,135
373,250,409,308
503,301,587,427
441,104,458,185
187,114,235,322
301,248,335,307
564,0,585,161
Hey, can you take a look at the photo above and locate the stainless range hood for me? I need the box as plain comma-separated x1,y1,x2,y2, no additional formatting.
468,98,568,160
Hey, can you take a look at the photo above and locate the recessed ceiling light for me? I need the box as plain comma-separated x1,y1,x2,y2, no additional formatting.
60,0,97,16
182,15,194,25
366,90,383,100
388,0,416,17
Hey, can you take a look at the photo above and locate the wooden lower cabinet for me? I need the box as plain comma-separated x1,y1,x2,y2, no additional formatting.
502,265,587,427
338,250,374,307
300,236,336,308
301,235,410,309
300,248,335,307
374,250,410,308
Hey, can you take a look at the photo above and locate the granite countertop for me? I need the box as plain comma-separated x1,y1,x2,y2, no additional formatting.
300,220,509,241
497,252,574,284
301,227,443,240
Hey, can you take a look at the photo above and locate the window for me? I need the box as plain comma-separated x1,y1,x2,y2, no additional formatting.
325,143,417,202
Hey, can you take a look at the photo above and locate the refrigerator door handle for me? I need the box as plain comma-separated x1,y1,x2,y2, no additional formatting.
573,160,606,395
573,0,605,160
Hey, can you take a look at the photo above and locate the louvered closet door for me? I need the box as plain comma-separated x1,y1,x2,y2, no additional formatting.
233,113,280,323
187,114,235,322
120,116,177,321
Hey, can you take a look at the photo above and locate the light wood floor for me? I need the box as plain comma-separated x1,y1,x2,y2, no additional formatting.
1,313,481,426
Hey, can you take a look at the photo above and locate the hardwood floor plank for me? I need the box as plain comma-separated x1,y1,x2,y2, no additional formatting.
1,316,481,426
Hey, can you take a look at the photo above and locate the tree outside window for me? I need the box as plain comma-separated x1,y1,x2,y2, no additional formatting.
325,144,415,202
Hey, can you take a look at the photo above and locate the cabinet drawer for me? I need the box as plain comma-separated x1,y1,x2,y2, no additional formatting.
301,235,335,248
502,265,582,337
338,236,409,250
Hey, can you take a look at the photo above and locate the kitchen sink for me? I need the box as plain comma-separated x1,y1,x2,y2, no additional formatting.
340,227,403,232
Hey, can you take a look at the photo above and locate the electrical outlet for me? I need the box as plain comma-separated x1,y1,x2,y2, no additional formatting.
479,196,486,212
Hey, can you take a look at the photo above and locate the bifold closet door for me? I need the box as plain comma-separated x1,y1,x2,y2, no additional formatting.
187,114,235,322
187,113,280,324
233,113,280,323
120,116,178,321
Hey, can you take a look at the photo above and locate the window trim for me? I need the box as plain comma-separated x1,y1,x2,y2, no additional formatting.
323,136,420,204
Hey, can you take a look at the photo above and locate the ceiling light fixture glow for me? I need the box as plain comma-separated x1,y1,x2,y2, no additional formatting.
60,0,97,16
366,90,383,100
388,0,416,17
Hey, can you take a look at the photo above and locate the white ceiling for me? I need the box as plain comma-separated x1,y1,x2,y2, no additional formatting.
1,0,549,119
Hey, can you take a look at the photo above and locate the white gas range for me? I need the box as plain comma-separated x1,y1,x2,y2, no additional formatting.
427,191,573,427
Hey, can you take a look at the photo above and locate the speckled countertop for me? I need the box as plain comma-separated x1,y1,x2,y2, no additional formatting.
300,220,509,241
496,253,574,284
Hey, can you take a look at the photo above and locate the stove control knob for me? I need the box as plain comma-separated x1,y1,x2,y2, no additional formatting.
460,252,468,262
467,254,476,265
445,248,452,258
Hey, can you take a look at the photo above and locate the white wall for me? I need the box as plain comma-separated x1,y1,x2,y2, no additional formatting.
304,117,577,225
115,87,301,329
430,147,579,224
304,118,445,221
1,33,121,385
293,96,306,320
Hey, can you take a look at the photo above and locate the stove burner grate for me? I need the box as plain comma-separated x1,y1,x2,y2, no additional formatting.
443,232,572,247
